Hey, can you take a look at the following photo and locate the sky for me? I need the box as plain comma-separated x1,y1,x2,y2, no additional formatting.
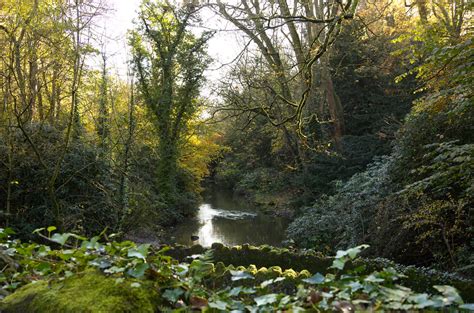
94,0,243,92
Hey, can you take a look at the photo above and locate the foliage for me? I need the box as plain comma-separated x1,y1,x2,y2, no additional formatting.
129,0,213,217
287,0,473,272
1,229,473,311
287,157,394,253
0,125,117,238
214,0,418,209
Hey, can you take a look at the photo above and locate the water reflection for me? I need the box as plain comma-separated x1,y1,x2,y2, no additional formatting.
167,192,289,247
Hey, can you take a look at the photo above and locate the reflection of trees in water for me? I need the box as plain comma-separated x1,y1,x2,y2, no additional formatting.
168,214,289,246
169,218,201,246
205,190,252,213
212,216,288,246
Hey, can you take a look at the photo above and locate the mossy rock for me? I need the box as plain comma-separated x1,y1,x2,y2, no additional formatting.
0,271,159,313
165,244,474,301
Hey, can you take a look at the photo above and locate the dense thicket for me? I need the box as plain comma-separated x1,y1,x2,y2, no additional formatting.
286,1,473,272
0,0,220,237
210,0,472,274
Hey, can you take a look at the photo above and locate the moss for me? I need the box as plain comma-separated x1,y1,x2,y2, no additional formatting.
165,244,474,301
214,262,226,275
298,270,311,279
283,269,298,279
188,244,205,255
211,243,224,250
248,265,258,275
0,271,159,313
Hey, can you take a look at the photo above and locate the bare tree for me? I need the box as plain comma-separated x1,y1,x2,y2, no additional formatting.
213,0,357,151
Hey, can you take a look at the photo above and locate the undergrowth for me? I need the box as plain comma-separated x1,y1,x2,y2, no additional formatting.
1,228,473,312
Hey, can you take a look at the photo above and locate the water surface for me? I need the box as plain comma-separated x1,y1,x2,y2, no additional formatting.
166,191,289,247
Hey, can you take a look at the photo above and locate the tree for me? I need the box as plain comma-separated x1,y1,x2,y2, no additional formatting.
129,0,212,212
0,0,108,230
214,0,358,153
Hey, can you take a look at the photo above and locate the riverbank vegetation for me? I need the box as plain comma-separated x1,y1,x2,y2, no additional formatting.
0,0,473,310
1,229,473,311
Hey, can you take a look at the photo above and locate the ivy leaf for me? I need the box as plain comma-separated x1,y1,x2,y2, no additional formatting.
303,273,325,284
229,286,256,296
47,226,57,233
127,244,150,260
81,236,101,250
32,227,45,235
460,304,474,310
261,279,274,288
433,285,463,304
347,245,369,259
50,233,71,246
330,258,346,270
162,288,184,303
255,294,279,306
365,274,384,283
89,257,112,269
209,300,227,310
104,266,126,274
230,270,254,281
408,293,436,309
335,245,369,260
127,263,149,278
229,286,243,296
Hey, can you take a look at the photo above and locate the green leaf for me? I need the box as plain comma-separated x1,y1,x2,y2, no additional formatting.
127,263,149,278
460,304,474,310
127,244,150,260
47,226,57,233
330,258,346,270
37,245,51,257
50,233,72,246
302,272,325,284
104,266,126,274
335,245,369,260
81,236,101,250
255,294,278,306
229,286,243,296
348,281,363,292
209,300,227,310
433,285,463,304
115,278,125,284
162,288,184,303
365,274,384,283
69,233,86,241
32,227,45,234
230,270,254,281
89,257,112,269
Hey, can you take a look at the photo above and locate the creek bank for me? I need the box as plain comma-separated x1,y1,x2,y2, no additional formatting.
2,243,473,312
233,186,298,219
165,243,474,302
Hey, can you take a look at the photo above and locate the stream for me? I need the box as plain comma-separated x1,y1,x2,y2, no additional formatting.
166,190,290,247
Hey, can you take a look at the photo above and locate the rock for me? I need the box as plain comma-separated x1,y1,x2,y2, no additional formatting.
211,242,224,250
0,270,159,313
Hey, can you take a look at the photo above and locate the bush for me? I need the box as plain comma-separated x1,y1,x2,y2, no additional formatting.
287,157,394,252
0,124,117,238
